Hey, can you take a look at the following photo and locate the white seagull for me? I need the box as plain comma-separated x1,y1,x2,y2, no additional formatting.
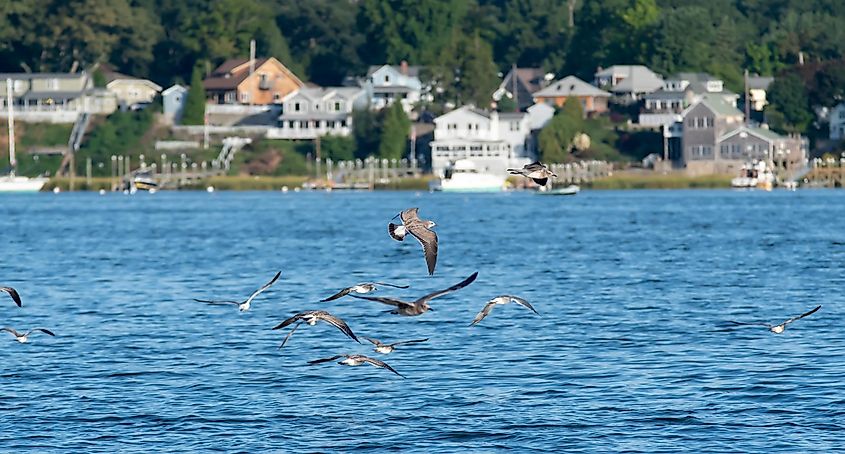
507,161,557,186
729,305,821,334
320,282,409,302
352,271,478,316
273,310,360,348
1,327,55,343
470,295,540,326
308,354,405,378
194,271,281,312
363,336,429,354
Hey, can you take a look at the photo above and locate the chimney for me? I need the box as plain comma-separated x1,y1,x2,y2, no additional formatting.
400,60,409,76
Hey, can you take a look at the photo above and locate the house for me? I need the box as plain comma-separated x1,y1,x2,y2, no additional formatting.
640,73,739,127
0,72,116,123
102,67,161,110
532,75,611,115
831,103,845,140
268,86,368,140
593,65,663,102
717,125,806,176
428,106,534,177
492,67,552,111
203,57,304,105
747,75,774,111
526,102,555,130
364,62,422,116
162,84,188,125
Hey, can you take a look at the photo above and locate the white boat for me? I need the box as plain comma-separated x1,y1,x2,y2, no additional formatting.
1,78,47,192
731,160,773,191
429,159,506,192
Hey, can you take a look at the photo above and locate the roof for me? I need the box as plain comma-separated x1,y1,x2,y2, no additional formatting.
691,93,743,117
533,75,610,98
601,65,664,94
21,91,84,100
0,72,86,80
509,68,549,93
283,86,364,102
718,125,784,143
106,78,162,92
747,76,774,90
162,84,187,96
367,64,422,78
203,57,303,91
498,111,526,120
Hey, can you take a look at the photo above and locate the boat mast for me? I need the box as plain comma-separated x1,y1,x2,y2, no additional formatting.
6,78,15,176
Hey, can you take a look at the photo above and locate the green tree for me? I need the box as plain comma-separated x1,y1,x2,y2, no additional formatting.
320,135,356,161
766,73,812,133
182,65,206,125
378,102,410,160
812,63,845,106
352,108,380,159
538,97,584,163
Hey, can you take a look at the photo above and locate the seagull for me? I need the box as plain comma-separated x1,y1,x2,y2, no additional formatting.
194,271,281,312
728,305,821,334
273,310,360,348
507,161,557,186
1,327,55,343
363,336,429,354
470,295,540,326
388,208,438,275
1,287,22,307
320,282,409,302
351,271,478,316
308,354,405,378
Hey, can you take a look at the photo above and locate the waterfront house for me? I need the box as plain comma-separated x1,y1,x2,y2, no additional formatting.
162,84,188,125
593,65,663,103
428,106,534,177
532,75,611,115
102,68,161,110
829,103,845,141
203,57,304,105
363,62,422,116
268,86,368,140
0,72,116,123
492,67,552,111
640,73,738,127
747,75,774,112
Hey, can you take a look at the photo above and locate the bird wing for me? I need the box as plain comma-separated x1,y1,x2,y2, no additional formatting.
278,321,302,349
781,305,821,326
272,312,306,330
318,312,360,343
194,298,240,306
245,271,282,305
506,295,540,315
388,223,406,241
307,354,347,365
374,282,410,289
399,207,420,224
390,338,429,347
320,287,352,302
362,356,405,378
407,224,438,276
362,336,383,346
28,328,55,337
532,177,549,186
1,287,22,307
417,271,479,304
350,294,409,308
470,302,497,326
0,327,20,337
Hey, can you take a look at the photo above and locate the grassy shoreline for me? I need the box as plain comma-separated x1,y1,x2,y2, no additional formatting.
584,173,732,189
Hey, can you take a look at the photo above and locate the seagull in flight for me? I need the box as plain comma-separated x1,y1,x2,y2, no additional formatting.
1,327,55,343
194,271,281,312
507,161,557,186
388,208,438,275
320,282,409,302
308,354,405,378
363,336,429,354
1,287,22,307
351,271,478,316
470,295,540,326
728,305,821,334
273,310,360,348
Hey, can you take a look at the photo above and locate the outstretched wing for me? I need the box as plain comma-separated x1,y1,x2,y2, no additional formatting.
28,328,55,337
318,312,360,343
390,338,429,347
320,287,352,302
781,305,821,326
362,356,405,378
244,271,282,305
399,208,420,225
350,294,408,308
407,225,438,276
362,336,383,347
1,287,22,307
507,296,540,315
470,302,497,326
417,271,479,304
0,327,21,337
278,321,302,349
374,282,410,289
194,298,240,306
271,312,306,330
307,354,347,365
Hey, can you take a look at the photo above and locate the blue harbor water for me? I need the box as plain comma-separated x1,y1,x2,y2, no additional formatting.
1,190,844,452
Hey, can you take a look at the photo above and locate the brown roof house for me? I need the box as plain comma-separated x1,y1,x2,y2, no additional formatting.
532,75,611,115
203,57,304,105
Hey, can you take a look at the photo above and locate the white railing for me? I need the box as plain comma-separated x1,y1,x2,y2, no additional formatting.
205,104,279,115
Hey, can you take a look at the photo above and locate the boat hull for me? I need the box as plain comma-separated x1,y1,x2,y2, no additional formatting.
0,176,47,192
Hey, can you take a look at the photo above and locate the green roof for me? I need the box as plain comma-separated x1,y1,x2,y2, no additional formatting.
699,93,743,117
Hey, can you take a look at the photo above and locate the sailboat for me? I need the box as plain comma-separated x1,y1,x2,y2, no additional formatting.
1,78,47,192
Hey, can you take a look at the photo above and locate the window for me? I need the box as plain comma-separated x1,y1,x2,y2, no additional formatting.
705,117,714,128
273,93,281,102
239,92,249,103
510,121,520,131
384,75,390,83
340,120,347,127
334,102,341,111
314,103,320,110
47,78,59,90
294,102,301,112
690,145,713,159
287,121,294,128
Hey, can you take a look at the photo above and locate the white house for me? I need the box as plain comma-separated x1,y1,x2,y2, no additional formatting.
593,65,663,102
364,62,422,116
268,86,367,140
429,106,534,177
831,103,845,141
0,72,116,123
103,68,161,110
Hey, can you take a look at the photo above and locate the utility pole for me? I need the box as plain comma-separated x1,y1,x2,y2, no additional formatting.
512,63,518,112
744,69,750,125
6,78,16,176
249,39,256,107
568,0,576,27
315,135,321,182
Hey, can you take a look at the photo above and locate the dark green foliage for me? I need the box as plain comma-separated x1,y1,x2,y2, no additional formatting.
182,66,205,126
766,73,813,133
496,96,516,112
352,108,380,159
377,101,411,161
92,69,107,88
78,109,154,176
538,97,584,163
320,135,356,162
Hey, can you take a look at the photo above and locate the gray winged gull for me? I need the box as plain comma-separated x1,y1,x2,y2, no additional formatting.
470,295,540,326
194,271,281,312
362,336,429,354
507,161,557,186
273,310,360,348
320,282,409,302
729,305,821,334
308,354,405,377
351,271,478,316
1,327,55,343
1,287,22,307
388,208,438,275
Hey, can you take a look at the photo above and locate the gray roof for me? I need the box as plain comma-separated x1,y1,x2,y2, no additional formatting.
696,93,743,117
748,76,774,90
534,75,610,98
366,64,422,78
718,125,784,143
291,86,364,101
279,112,350,121
0,72,86,80
599,65,664,94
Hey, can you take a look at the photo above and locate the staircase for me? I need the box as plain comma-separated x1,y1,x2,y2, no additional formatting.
56,113,90,176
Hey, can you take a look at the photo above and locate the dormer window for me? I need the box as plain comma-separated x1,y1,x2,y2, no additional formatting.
294,102,301,112
706,80,723,92
334,102,341,111
384,75,390,83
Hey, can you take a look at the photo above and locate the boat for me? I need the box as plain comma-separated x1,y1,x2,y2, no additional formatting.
1,78,47,192
429,159,506,192
731,160,773,191
132,171,158,191
536,184,580,196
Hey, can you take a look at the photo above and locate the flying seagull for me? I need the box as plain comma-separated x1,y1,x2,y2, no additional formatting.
1,287,22,307
1,327,55,343
194,271,281,312
388,208,438,275
351,271,478,316
273,310,360,348
507,161,557,186
363,336,429,354
728,305,821,334
470,295,539,326
308,354,405,378
320,282,410,302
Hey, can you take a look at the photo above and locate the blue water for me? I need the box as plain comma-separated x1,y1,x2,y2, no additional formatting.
1,190,844,452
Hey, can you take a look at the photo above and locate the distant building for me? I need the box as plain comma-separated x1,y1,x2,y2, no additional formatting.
363,62,422,116
492,67,552,111
268,86,368,140
203,57,304,105
526,102,555,130
640,73,738,127
532,75,611,115
747,75,774,112
0,72,115,123
829,103,845,141
593,65,663,103
429,106,534,177
102,67,161,110
162,84,188,125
